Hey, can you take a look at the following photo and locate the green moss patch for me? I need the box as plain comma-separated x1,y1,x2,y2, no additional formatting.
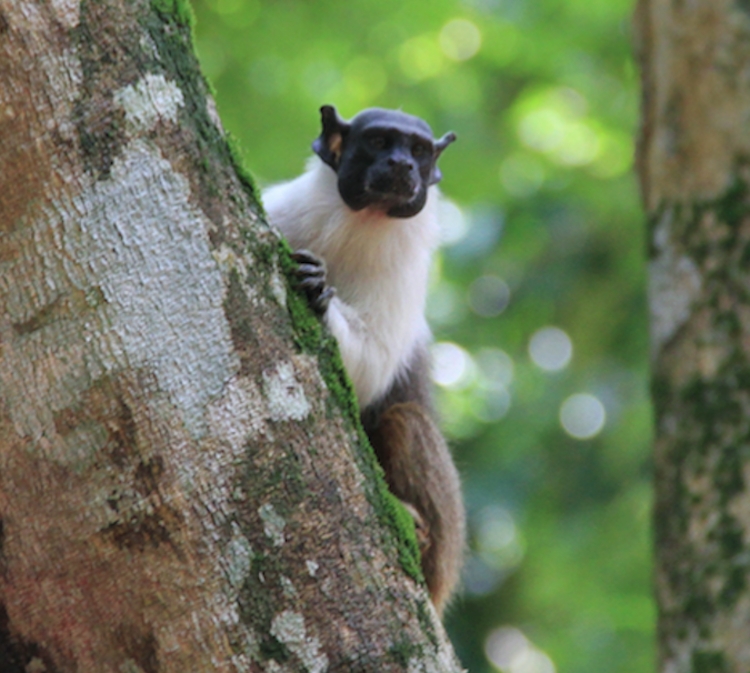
150,0,195,29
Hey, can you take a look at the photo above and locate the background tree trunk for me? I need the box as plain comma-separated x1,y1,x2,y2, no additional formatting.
637,1,750,671
0,1,460,671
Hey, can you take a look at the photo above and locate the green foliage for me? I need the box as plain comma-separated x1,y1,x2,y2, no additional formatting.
192,0,653,670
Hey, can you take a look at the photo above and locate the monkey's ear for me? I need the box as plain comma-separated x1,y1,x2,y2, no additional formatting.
429,131,457,185
312,105,350,171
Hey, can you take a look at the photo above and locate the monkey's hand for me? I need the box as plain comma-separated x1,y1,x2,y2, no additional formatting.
291,249,336,315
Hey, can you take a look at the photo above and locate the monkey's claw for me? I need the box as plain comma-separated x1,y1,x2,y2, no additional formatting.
291,249,323,268
291,249,335,314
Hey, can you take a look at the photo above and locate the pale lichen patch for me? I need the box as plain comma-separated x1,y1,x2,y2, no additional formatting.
258,503,286,547
270,610,329,673
207,376,266,455
262,361,311,422
139,33,160,62
280,575,298,598
212,244,241,272
306,560,319,577
212,244,261,305
407,651,458,673
228,626,261,670
269,271,287,309
649,210,702,356
48,0,80,28
225,523,254,589
114,73,185,133
206,95,225,136
54,139,238,439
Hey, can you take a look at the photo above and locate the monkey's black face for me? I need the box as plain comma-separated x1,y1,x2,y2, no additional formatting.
313,107,456,219
337,123,435,218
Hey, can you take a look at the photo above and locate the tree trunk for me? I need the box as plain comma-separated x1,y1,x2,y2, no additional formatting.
0,2,460,671
636,1,750,671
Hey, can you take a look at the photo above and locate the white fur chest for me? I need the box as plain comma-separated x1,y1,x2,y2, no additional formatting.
263,159,440,408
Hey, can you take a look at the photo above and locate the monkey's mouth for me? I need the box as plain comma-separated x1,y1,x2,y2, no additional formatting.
365,174,420,204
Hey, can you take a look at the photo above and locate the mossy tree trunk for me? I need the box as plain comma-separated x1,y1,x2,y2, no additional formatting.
0,2,460,671
636,1,750,671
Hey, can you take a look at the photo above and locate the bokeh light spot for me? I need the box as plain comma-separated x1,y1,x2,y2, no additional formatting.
447,206,504,259
528,326,572,372
469,275,511,317
474,349,514,421
398,35,444,81
463,555,503,596
439,199,469,245
476,505,524,569
431,342,474,389
485,627,556,673
439,19,482,61
475,387,511,422
477,348,515,388
590,132,634,178
343,57,387,102
554,121,601,166
559,393,606,439
485,627,528,671
426,281,466,326
519,108,565,153
514,87,605,168
205,0,260,26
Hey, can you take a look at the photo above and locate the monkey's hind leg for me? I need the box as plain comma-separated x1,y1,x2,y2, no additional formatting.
371,402,465,614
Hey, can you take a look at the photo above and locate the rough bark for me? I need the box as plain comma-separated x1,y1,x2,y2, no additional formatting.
0,1,461,671
636,1,750,671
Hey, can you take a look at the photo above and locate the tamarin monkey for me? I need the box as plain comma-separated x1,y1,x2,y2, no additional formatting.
263,105,465,614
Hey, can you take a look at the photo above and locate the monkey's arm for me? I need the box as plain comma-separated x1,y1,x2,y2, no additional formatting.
291,249,417,409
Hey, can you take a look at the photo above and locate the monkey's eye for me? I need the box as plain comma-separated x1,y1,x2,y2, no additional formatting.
369,135,388,150
412,142,430,158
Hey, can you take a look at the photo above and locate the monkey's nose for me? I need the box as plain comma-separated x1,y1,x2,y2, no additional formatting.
387,156,415,172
